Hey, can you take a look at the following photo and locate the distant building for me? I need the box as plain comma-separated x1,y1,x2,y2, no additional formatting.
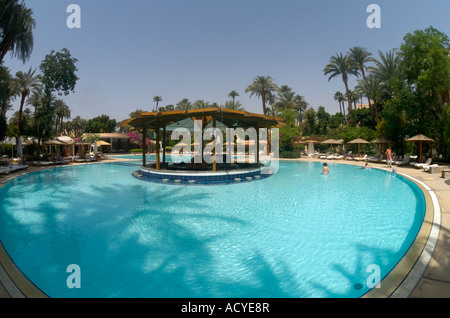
82,133,131,153
355,102,371,110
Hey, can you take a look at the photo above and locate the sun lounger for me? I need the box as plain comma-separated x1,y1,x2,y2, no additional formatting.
413,158,432,168
367,155,383,163
0,165,28,174
0,167,11,175
396,156,411,166
423,164,439,172
354,155,368,161
32,161,54,166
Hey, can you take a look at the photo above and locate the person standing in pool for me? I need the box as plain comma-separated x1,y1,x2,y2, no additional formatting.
322,163,329,174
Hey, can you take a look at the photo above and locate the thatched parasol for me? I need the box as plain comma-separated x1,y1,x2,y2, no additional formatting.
348,138,369,156
321,139,342,153
406,134,435,163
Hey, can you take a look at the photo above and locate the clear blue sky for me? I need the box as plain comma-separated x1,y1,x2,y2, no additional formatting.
4,0,450,122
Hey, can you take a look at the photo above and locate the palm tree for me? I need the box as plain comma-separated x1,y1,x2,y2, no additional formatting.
0,0,36,64
66,115,86,138
349,47,375,108
245,76,279,115
176,98,191,111
153,96,162,111
368,50,403,96
26,86,43,125
54,99,70,135
333,91,345,115
0,65,14,117
348,89,359,109
324,53,360,114
223,100,245,111
10,67,42,144
355,75,384,121
227,90,239,103
192,100,210,109
348,47,374,80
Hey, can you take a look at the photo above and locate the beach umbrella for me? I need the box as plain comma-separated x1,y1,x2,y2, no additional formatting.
96,140,111,146
44,139,67,156
303,139,320,155
320,139,342,153
348,138,369,156
406,134,435,163
371,138,392,155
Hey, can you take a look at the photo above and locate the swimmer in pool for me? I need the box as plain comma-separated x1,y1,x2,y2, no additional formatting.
322,163,329,174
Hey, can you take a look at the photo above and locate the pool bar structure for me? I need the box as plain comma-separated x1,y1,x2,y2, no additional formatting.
133,164,274,185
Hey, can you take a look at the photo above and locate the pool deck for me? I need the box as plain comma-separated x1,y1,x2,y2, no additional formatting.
0,156,449,298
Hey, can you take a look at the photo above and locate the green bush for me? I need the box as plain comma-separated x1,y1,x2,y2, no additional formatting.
280,150,301,158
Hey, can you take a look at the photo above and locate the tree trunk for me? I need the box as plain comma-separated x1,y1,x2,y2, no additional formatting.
344,80,352,114
262,93,267,115
16,93,26,153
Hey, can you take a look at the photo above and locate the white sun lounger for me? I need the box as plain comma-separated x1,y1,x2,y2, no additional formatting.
396,156,411,166
423,164,439,172
354,155,368,161
413,158,432,168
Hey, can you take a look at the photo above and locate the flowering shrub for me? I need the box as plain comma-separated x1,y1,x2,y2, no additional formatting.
127,131,153,147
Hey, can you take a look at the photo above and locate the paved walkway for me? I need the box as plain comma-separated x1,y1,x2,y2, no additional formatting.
0,157,449,298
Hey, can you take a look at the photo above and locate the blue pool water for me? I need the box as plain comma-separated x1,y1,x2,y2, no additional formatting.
0,161,425,298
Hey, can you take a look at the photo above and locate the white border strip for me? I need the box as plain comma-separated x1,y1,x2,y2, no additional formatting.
140,167,262,177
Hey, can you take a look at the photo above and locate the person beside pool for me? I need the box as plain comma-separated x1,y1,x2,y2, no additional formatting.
364,163,370,169
386,147,392,168
322,163,329,174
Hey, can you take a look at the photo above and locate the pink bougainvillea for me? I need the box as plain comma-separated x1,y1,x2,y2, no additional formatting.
127,131,153,147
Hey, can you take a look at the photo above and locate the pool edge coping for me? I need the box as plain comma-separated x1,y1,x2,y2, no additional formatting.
362,169,439,298
0,158,442,298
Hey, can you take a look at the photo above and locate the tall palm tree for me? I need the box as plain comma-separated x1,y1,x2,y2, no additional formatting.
227,90,239,103
348,47,374,80
10,67,42,143
333,91,345,115
153,96,162,111
0,0,36,64
245,76,279,115
54,99,70,135
349,46,376,108
324,53,360,114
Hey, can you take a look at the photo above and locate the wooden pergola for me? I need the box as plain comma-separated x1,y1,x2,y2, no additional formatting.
122,107,284,172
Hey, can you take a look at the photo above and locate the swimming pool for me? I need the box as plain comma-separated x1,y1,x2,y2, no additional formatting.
0,161,425,298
